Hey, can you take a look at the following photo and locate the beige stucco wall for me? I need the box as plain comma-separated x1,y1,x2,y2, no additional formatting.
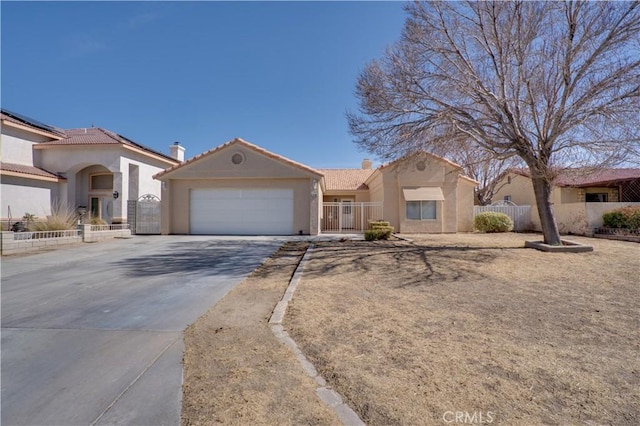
1,125,54,165
492,173,542,205
1,176,61,219
379,155,466,233
456,179,476,232
158,143,321,235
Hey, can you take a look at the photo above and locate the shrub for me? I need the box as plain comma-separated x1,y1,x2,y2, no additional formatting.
603,206,640,230
90,216,108,225
369,220,391,229
365,228,393,241
28,201,76,231
474,212,514,233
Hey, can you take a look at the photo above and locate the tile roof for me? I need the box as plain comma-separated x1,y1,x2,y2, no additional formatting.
0,162,65,180
0,109,66,138
154,138,324,179
318,169,374,191
556,168,640,187
39,127,177,163
508,168,640,187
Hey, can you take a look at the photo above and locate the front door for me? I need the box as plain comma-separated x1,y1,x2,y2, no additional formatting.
341,199,354,229
89,196,113,224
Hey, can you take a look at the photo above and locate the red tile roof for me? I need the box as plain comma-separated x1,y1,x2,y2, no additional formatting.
0,162,65,180
39,127,177,163
508,168,640,187
318,169,374,191
556,168,640,187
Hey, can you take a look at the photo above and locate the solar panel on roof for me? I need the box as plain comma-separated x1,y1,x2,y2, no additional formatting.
1,108,62,135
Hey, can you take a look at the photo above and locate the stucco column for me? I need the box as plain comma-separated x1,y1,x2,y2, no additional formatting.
160,179,171,235
309,178,320,235
112,172,124,224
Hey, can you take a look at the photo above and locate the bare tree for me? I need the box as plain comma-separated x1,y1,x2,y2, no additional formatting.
348,1,640,245
448,148,522,205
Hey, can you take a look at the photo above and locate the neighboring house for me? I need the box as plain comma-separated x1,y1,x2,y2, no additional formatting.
154,138,478,235
492,168,640,234
1,109,180,225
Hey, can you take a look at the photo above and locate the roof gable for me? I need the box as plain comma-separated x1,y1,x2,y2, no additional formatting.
35,127,178,164
366,151,477,185
154,138,323,180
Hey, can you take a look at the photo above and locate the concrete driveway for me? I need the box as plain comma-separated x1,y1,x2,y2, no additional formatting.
1,236,285,426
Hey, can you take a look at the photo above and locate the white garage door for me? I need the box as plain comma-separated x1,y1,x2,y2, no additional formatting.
190,188,294,235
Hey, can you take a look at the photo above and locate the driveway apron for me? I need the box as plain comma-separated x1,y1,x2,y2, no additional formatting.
1,236,283,426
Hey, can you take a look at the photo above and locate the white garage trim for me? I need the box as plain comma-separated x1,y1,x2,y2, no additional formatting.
189,188,294,235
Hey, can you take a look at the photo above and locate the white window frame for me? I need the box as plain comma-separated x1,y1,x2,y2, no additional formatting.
406,200,437,220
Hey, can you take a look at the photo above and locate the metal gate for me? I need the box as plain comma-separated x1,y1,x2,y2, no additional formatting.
135,194,161,234
321,202,383,233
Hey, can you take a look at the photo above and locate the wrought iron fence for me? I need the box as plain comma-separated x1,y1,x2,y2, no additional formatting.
321,202,384,233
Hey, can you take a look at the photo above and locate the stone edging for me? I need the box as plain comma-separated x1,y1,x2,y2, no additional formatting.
269,243,366,426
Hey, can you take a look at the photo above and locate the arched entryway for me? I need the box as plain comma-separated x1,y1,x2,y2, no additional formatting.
76,165,114,224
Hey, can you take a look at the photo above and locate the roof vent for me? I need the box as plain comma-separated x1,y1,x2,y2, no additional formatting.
362,158,372,169
169,142,185,162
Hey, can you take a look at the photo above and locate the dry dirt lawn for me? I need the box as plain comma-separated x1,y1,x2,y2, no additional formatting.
286,233,639,425
182,242,340,425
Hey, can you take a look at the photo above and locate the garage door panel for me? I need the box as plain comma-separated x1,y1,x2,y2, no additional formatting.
190,188,294,235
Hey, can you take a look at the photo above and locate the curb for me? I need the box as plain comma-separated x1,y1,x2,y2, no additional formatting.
269,243,366,426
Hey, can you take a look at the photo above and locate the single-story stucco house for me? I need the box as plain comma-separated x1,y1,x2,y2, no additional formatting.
1,109,180,225
154,138,478,236
492,168,640,234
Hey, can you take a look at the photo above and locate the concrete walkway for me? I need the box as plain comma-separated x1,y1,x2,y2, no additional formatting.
1,236,284,426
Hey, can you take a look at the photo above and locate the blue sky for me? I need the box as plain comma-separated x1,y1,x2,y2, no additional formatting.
1,1,407,168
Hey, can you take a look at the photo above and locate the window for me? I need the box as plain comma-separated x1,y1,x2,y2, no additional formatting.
504,195,512,202
90,197,100,218
586,193,608,202
406,200,436,220
90,174,113,190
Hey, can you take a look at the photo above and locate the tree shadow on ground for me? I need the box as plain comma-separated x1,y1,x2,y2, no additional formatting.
306,240,525,287
111,239,284,278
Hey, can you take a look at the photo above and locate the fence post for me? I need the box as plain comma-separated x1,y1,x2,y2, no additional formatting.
79,224,91,242
1,231,15,255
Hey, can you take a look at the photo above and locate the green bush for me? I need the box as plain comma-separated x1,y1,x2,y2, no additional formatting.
474,212,514,233
603,206,640,229
365,228,393,241
369,220,391,229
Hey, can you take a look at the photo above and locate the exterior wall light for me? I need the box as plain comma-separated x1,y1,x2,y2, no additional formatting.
113,190,119,199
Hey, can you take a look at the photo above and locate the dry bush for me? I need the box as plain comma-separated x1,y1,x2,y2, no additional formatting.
28,201,77,231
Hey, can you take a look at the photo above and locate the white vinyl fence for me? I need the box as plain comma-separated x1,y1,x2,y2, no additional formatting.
322,202,383,233
474,205,532,231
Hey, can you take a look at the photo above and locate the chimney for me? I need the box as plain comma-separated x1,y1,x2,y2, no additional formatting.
361,158,372,169
169,141,185,162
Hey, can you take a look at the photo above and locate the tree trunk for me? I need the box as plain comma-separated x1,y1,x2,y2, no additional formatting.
531,176,562,245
